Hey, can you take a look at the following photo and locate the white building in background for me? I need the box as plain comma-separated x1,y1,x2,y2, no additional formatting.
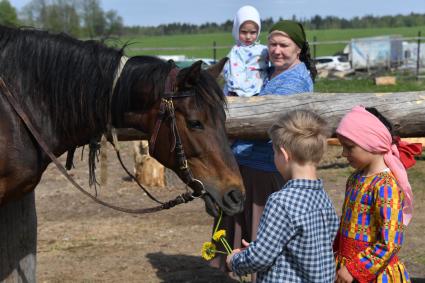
343,36,403,70
342,36,424,70
402,41,425,68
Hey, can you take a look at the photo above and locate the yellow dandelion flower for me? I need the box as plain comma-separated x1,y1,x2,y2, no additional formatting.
201,242,216,260
212,229,226,242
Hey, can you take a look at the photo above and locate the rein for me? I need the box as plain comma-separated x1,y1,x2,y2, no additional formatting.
0,67,204,213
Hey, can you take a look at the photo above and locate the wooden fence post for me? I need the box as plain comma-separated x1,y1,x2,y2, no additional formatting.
213,41,217,64
133,140,166,188
416,31,422,81
0,192,37,283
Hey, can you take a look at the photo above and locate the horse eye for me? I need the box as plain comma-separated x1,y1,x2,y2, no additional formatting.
186,120,204,130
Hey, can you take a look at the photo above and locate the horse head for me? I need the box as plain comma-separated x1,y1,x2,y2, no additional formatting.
113,57,245,217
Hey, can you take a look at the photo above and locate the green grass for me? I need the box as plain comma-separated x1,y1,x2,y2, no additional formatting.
111,26,425,58
110,33,234,58
408,152,425,183
315,77,425,93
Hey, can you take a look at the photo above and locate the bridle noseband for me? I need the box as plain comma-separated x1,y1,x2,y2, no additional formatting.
148,67,206,198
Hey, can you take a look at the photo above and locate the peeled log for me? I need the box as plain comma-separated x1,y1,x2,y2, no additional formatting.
116,92,425,141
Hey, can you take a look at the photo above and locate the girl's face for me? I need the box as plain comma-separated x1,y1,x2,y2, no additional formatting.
338,135,374,170
268,33,301,72
239,21,258,45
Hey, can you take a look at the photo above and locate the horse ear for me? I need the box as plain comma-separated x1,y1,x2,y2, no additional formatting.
181,60,203,87
167,59,177,68
207,57,228,79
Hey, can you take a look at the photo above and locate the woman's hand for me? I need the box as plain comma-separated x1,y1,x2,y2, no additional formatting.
335,266,354,283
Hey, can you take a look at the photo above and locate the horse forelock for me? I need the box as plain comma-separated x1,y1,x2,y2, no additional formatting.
111,57,226,126
176,66,227,118
0,25,123,142
111,56,173,126
193,70,227,123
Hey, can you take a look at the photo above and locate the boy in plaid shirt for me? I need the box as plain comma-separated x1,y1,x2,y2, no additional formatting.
226,109,339,282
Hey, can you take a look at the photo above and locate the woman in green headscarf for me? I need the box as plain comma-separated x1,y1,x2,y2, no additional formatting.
261,20,317,94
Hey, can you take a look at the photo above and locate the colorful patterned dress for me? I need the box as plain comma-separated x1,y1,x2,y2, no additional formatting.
334,169,411,283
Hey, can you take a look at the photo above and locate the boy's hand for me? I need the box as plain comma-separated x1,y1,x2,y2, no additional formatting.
226,239,251,270
241,239,250,248
335,266,354,283
226,249,240,270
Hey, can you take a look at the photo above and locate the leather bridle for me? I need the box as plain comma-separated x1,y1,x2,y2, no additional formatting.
148,67,206,198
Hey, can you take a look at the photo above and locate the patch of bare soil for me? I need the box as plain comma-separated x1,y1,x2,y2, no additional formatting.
35,143,425,282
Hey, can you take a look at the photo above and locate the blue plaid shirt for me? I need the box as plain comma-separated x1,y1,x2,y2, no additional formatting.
231,179,339,283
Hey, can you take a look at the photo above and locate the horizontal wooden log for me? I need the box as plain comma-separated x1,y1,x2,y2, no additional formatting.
116,91,425,141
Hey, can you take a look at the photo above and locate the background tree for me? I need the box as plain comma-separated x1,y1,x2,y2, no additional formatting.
104,9,123,37
44,0,80,35
9,1,425,37
0,0,19,27
79,0,105,38
20,0,48,28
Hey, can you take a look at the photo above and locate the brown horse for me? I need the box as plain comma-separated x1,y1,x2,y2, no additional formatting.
0,25,244,217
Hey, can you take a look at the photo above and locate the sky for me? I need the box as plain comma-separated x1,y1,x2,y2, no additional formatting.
8,0,425,27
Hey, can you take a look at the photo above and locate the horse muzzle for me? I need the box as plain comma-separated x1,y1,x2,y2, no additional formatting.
202,186,245,217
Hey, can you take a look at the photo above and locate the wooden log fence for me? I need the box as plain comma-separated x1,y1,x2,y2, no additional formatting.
116,91,425,141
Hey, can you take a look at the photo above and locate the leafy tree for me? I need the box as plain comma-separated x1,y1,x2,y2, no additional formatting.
44,1,80,35
20,0,80,35
80,0,105,38
104,9,123,37
21,0,48,28
0,0,19,27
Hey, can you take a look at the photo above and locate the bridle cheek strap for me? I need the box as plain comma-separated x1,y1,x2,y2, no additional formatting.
148,99,167,156
148,68,206,198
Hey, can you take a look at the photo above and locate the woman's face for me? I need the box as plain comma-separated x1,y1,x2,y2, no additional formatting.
268,33,301,71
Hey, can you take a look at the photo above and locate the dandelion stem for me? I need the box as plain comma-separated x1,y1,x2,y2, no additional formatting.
222,238,233,253
221,238,232,254
214,209,223,234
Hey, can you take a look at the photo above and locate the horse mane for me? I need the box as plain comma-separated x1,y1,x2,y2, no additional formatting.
0,25,123,142
111,56,227,127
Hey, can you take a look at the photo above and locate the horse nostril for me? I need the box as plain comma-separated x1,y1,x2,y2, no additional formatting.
224,189,243,205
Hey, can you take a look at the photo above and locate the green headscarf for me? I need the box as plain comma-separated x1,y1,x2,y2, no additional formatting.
268,20,306,49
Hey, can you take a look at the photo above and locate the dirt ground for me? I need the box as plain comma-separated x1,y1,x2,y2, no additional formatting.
34,142,425,283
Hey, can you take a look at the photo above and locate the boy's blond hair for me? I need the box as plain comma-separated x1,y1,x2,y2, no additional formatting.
268,109,329,164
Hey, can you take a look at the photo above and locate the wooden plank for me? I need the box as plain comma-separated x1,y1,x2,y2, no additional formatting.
374,76,396,85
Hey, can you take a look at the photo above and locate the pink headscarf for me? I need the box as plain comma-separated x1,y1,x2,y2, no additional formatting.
336,106,415,225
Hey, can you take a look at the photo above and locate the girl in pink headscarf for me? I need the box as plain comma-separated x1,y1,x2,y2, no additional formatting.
334,106,422,283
